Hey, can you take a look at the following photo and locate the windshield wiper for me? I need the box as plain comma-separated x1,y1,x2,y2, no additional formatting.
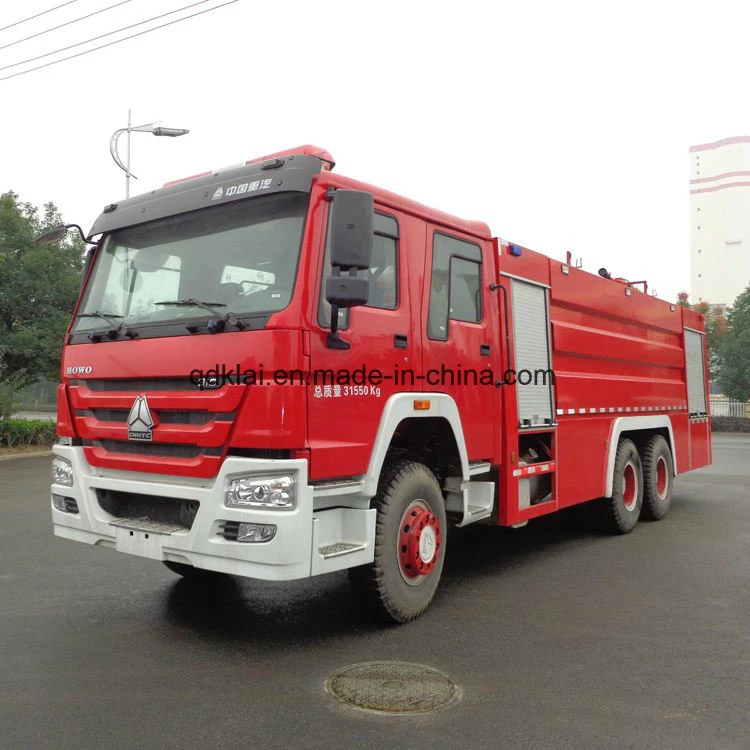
154,298,245,333
155,299,227,315
77,310,136,340
78,310,124,328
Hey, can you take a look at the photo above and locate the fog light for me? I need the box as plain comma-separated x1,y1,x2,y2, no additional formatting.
52,494,78,513
237,523,276,543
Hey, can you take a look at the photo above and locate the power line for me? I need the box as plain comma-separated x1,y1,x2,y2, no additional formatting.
0,1,81,34
0,0,133,52
0,0,210,72
0,0,239,82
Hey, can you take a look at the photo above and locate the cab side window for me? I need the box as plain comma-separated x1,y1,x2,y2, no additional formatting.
318,211,399,328
428,233,482,340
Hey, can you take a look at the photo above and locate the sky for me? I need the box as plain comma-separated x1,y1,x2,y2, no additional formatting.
1,0,748,303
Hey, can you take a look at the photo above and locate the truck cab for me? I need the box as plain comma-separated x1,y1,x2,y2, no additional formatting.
51,146,499,620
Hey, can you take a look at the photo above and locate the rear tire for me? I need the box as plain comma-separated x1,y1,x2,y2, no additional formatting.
349,461,447,624
163,561,224,580
594,438,643,534
641,435,673,520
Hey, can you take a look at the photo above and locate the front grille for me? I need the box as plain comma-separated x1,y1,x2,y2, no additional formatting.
96,489,200,530
227,448,291,460
70,378,201,391
79,408,228,425
83,439,222,458
218,520,240,540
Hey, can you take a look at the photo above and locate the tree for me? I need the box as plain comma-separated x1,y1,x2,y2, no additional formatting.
719,284,750,402
675,291,727,381
0,192,84,383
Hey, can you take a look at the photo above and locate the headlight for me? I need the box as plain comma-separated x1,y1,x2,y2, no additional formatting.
51,456,74,487
225,473,296,509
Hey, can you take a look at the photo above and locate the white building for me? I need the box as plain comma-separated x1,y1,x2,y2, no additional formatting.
690,136,750,306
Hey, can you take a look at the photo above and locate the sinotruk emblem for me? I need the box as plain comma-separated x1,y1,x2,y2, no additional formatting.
127,395,155,441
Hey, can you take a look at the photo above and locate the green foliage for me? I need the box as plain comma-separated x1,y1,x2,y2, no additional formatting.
0,418,56,448
719,285,750,402
0,192,84,382
0,371,27,419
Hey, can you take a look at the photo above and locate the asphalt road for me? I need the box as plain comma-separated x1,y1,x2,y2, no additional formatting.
1,438,749,750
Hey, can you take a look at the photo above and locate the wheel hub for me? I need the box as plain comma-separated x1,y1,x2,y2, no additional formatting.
622,461,638,512
398,501,442,584
656,456,668,499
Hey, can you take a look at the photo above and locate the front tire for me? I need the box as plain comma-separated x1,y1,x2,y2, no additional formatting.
349,461,447,623
641,435,673,520
594,438,643,534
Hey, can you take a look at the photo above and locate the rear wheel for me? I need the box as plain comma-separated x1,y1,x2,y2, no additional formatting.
349,461,447,623
163,561,225,580
641,435,673,520
595,438,643,534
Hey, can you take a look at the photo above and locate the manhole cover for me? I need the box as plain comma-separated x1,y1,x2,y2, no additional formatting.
326,662,457,714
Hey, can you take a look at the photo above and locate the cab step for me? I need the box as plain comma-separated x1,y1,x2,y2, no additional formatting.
318,542,367,559
444,477,495,527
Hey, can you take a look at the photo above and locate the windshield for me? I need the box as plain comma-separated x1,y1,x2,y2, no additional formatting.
73,193,308,334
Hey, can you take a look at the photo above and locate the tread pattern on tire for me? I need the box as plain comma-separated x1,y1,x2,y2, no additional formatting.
349,460,445,624
641,434,673,521
595,438,642,535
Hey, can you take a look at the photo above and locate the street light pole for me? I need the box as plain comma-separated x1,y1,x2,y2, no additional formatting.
126,108,132,198
110,110,189,198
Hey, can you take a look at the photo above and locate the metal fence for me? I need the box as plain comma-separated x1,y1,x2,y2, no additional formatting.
710,397,748,417
17,379,57,411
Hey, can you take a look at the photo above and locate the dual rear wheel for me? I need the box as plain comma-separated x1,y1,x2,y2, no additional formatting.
595,435,674,534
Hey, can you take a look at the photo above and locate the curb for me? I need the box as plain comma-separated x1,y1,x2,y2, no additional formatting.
0,450,53,462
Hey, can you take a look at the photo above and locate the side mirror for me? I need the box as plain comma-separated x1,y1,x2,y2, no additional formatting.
324,189,374,350
326,275,370,308
329,189,373,270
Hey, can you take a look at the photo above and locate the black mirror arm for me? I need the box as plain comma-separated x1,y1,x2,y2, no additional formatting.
326,302,350,350
325,267,351,350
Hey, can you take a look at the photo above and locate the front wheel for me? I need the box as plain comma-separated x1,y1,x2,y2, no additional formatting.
349,461,447,623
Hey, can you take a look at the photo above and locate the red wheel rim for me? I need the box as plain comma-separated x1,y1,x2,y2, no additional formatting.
622,462,638,512
397,499,442,586
656,456,668,499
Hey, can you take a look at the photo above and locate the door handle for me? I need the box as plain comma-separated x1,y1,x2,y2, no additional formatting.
394,334,408,349
480,344,491,356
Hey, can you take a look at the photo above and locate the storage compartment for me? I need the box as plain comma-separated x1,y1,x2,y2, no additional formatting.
517,431,555,507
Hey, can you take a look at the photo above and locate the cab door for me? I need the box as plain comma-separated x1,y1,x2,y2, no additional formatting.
307,204,413,480
420,226,500,462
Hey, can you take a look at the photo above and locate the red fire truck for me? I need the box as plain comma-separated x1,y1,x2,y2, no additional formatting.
47,145,711,622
